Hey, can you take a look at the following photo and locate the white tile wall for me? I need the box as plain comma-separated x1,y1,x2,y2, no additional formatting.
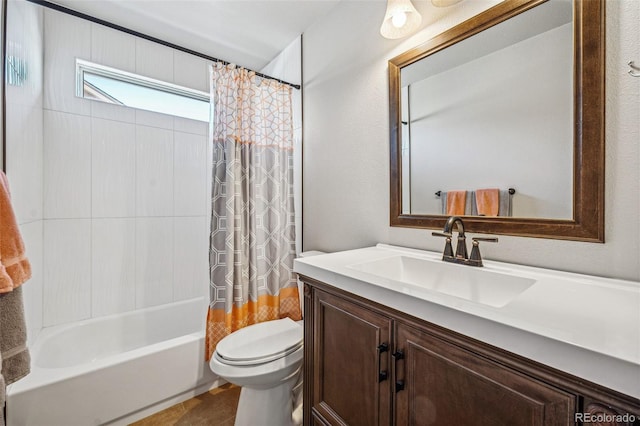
174,51,209,93
43,8,91,116
173,216,209,301
174,131,207,216
135,109,174,130
135,38,174,83
136,126,174,216
174,116,209,136
5,0,45,342
91,23,136,73
5,0,45,226
43,110,92,219
92,218,136,316
43,219,92,326
91,101,136,124
135,217,174,308
92,118,136,217
19,221,43,344
6,105,44,224
5,0,44,109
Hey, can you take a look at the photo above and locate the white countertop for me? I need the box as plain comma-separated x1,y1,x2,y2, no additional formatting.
294,244,640,399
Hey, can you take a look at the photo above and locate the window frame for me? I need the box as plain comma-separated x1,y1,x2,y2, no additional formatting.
75,58,210,120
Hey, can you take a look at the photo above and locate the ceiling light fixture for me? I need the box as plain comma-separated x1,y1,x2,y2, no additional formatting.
380,0,422,40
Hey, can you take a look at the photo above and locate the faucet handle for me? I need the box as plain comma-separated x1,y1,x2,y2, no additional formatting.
431,232,454,259
471,237,498,244
431,232,452,238
469,237,498,266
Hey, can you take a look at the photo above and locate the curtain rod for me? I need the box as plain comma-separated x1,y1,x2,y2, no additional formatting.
27,0,301,90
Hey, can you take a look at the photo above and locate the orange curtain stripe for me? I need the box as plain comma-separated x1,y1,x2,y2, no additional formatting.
205,287,302,360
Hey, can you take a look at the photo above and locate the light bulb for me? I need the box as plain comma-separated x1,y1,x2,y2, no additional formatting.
380,0,422,39
391,11,407,28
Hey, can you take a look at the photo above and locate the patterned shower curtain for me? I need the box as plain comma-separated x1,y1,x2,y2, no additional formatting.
205,63,302,360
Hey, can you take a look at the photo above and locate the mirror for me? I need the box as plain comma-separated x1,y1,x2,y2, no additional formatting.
389,0,604,242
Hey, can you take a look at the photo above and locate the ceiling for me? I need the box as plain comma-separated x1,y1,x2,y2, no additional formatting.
46,0,343,71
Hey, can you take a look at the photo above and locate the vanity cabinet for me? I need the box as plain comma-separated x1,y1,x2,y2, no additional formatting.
307,289,393,425
393,322,574,425
302,277,640,426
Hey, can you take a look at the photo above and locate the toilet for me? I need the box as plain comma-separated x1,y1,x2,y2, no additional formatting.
209,317,304,426
209,251,323,426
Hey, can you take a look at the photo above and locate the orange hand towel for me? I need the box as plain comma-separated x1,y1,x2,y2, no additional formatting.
0,171,31,293
446,190,467,216
475,188,500,216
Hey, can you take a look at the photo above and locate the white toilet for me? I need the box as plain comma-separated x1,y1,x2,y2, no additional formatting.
209,317,304,426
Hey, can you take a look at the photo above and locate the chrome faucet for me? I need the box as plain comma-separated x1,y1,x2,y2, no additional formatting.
432,216,498,267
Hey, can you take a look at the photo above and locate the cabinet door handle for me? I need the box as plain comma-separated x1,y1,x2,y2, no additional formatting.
393,349,405,393
392,350,404,360
378,343,389,382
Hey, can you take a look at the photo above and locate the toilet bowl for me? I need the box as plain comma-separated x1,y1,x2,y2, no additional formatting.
209,317,304,426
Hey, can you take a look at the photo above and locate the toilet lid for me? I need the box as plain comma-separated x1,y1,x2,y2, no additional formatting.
216,318,303,366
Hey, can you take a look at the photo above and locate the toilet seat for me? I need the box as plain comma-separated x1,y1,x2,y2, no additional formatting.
215,318,303,366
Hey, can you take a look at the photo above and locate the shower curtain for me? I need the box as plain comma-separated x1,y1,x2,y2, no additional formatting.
205,63,301,360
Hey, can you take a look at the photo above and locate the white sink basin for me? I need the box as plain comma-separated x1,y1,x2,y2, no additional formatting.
348,255,536,308
294,244,640,399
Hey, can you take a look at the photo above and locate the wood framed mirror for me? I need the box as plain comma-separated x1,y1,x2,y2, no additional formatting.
389,0,604,242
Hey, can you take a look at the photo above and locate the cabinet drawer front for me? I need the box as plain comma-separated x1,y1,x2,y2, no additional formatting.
395,323,575,426
312,290,393,426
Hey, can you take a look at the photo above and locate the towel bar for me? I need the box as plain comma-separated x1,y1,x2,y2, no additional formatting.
435,188,515,197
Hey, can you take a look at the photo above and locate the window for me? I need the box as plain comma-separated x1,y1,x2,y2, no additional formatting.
76,59,210,122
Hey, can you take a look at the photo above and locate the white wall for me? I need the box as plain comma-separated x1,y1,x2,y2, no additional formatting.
5,0,45,343
302,0,640,281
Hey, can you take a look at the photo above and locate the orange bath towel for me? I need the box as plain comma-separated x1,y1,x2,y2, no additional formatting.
446,190,467,216
475,188,500,216
0,171,31,293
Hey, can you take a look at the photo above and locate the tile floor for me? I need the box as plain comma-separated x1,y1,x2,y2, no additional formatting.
130,383,241,426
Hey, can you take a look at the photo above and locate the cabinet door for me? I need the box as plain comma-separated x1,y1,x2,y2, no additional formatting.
310,289,393,426
394,322,576,426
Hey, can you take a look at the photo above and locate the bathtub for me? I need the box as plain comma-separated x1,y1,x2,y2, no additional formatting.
6,297,221,426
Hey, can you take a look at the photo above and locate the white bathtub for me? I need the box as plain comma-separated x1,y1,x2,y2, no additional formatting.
6,297,221,426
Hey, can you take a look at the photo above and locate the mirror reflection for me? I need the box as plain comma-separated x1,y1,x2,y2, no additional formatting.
399,0,573,219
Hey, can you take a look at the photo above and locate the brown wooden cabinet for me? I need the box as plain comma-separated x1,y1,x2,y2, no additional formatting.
302,277,640,426
307,288,393,425
394,322,574,425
